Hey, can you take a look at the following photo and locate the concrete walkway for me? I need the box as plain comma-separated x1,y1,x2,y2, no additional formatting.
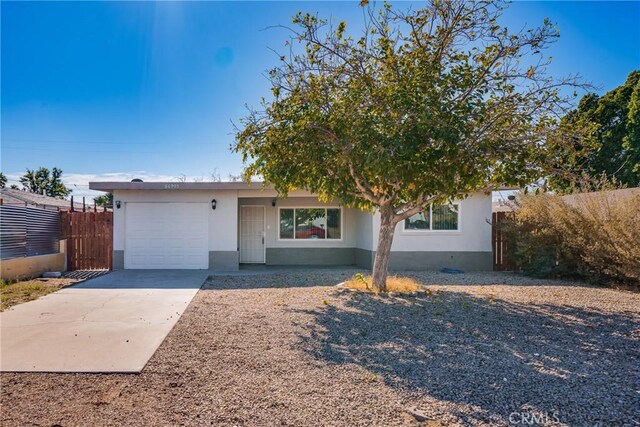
0,270,206,373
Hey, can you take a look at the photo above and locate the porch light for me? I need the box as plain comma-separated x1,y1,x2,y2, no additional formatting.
271,198,276,207
211,199,217,210
115,200,121,209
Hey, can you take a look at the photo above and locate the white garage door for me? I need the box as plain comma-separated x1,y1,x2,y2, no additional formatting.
125,203,208,269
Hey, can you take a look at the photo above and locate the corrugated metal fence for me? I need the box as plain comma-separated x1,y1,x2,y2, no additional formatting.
0,205,61,260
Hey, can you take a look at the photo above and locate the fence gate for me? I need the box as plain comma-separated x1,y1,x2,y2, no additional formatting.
61,211,113,270
492,212,516,271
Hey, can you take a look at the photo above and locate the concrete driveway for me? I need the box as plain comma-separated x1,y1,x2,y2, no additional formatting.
0,270,206,373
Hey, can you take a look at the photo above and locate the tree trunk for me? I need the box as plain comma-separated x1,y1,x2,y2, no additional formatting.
371,205,397,292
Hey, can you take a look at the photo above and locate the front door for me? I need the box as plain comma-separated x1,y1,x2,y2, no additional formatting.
239,206,265,263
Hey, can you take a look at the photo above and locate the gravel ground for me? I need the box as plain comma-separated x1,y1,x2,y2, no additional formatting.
1,269,638,426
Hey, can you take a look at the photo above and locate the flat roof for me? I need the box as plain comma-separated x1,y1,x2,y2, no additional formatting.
90,181,520,193
89,181,267,192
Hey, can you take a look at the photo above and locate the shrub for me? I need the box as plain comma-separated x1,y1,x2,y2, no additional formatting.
344,274,423,293
505,191,640,285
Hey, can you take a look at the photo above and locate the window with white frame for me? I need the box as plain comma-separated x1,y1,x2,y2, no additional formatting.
404,203,459,231
279,208,342,240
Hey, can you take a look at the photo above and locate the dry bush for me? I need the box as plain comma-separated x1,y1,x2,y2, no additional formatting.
506,191,640,285
0,278,77,311
344,273,423,293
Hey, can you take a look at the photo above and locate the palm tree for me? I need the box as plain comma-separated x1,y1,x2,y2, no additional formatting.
19,167,72,198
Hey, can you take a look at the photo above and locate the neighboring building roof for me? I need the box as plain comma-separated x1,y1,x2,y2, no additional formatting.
0,188,86,211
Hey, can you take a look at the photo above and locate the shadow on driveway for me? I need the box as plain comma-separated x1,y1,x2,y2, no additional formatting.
71,269,208,289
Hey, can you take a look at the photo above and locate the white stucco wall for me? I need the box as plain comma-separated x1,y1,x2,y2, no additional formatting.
354,208,374,250
112,189,238,252
371,192,492,252
111,189,492,258
238,197,358,249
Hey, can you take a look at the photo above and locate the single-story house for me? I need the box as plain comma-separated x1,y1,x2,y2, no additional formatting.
89,181,494,271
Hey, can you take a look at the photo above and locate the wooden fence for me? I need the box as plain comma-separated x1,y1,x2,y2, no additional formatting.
61,211,113,270
492,211,517,271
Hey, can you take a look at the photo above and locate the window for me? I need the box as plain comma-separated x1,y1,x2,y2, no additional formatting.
404,203,459,231
404,211,430,230
326,208,341,239
279,209,294,239
279,208,342,240
432,204,459,230
295,208,325,239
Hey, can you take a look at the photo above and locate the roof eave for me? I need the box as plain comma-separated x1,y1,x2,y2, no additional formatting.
88,181,268,192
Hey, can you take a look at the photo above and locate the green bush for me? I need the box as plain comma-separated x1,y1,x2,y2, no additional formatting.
505,191,640,285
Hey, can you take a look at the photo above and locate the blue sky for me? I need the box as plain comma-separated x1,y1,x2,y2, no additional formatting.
2,1,639,197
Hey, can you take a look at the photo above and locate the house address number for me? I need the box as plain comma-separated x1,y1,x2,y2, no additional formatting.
164,183,180,189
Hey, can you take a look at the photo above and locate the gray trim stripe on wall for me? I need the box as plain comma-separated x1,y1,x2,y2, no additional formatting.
266,248,356,266
113,250,125,270
115,248,492,271
381,251,493,271
209,251,239,271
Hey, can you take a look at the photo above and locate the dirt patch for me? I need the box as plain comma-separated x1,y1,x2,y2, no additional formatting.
0,278,78,311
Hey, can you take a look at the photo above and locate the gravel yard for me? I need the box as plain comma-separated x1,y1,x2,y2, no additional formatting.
1,269,638,426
